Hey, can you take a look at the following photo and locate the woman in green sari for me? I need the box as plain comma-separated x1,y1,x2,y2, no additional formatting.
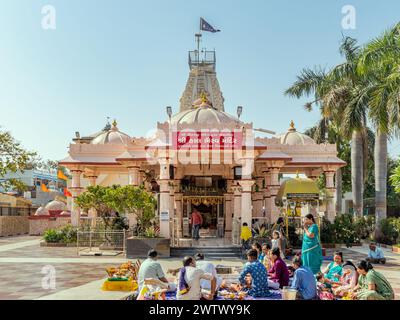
301,214,322,274
351,260,394,300
322,251,344,282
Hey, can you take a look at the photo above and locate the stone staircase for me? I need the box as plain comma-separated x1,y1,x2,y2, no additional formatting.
170,246,243,259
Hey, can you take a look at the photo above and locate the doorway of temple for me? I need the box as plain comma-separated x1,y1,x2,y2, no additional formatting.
181,175,226,239
195,203,218,238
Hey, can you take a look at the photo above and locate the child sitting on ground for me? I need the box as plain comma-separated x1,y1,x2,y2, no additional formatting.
316,272,335,300
332,261,359,298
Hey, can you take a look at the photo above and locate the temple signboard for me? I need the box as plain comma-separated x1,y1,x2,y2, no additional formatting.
172,130,242,150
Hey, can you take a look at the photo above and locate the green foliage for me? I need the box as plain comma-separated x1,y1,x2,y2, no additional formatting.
354,215,375,240
59,224,78,243
333,214,359,248
376,218,400,245
144,226,160,238
320,215,374,245
390,162,400,194
43,229,62,243
320,218,336,244
75,185,157,237
253,226,269,239
111,215,129,231
43,224,77,243
0,129,36,191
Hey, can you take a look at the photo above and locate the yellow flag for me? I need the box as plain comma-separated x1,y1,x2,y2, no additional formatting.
41,183,49,192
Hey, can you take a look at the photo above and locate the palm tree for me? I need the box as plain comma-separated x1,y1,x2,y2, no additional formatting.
358,23,400,231
285,37,369,217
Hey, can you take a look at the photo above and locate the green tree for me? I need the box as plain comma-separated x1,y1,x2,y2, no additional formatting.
358,23,400,230
75,185,157,236
285,37,370,217
0,128,36,191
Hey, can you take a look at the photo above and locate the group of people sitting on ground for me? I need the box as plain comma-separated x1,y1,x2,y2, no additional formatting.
137,241,394,300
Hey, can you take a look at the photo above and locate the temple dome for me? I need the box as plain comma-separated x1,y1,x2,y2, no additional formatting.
91,120,132,145
45,200,67,212
278,121,316,145
171,93,241,126
34,206,49,216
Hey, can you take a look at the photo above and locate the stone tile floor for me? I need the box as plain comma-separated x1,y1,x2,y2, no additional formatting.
0,236,398,300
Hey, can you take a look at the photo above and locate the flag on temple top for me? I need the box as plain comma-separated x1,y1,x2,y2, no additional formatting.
57,170,68,180
41,183,49,192
64,188,72,197
200,18,220,33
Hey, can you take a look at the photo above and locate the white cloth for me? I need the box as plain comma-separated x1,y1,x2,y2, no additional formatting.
196,260,222,290
268,279,280,290
271,238,279,250
176,266,212,300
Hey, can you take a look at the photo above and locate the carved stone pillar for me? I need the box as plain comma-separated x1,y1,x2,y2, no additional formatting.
70,169,83,227
127,165,140,186
239,180,255,227
269,168,281,223
158,158,170,238
224,193,233,239
325,171,336,222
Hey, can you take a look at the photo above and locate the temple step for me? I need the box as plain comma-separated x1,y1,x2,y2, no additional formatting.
170,246,243,259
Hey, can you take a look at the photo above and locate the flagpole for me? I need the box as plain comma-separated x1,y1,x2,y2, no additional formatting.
196,17,202,65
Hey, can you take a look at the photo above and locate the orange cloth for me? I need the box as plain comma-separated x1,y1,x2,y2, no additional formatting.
57,170,68,180
41,184,49,192
64,188,72,197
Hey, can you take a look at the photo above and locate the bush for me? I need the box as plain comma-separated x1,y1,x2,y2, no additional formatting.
59,224,77,243
320,218,336,244
376,218,400,245
43,225,77,244
333,214,359,248
354,215,375,240
144,226,160,238
43,229,63,243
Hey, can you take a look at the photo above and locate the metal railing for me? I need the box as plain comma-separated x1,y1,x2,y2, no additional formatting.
76,229,134,255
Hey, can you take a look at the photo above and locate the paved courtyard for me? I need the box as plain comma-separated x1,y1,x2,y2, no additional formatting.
0,235,398,300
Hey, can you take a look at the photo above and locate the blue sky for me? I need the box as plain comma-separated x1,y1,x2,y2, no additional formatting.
1,0,400,161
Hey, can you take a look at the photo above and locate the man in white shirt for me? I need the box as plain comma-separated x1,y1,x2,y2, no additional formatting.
194,253,223,290
176,256,216,300
137,249,176,292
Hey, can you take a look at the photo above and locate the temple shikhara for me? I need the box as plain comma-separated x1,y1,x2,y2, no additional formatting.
59,39,345,246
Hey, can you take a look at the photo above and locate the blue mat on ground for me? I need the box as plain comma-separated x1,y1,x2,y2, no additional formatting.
165,290,282,300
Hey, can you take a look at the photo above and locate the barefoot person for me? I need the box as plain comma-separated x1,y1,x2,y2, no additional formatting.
176,256,216,300
290,256,317,300
137,249,175,292
322,251,344,282
239,249,270,298
268,248,289,289
351,260,394,300
194,253,223,291
366,243,386,264
301,214,323,274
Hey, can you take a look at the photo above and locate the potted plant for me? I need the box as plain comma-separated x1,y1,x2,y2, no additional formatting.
253,226,270,245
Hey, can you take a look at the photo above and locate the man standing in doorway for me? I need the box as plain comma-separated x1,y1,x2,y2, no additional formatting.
191,208,203,241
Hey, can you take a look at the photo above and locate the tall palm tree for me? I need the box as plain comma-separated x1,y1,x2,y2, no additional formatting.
285,37,369,217
358,23,400,230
